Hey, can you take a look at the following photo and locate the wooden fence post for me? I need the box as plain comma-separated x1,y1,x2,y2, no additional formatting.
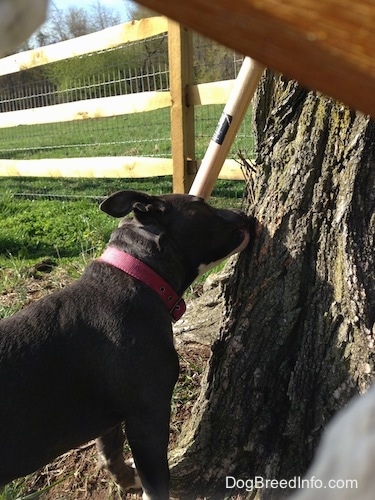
168,20,196,193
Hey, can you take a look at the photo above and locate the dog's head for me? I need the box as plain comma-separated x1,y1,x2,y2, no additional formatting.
100,190,252,284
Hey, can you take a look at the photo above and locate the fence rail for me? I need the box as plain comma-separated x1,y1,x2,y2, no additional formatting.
0,17,170,76
0,16,253,192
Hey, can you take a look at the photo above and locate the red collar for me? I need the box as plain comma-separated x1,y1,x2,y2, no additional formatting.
98,247,186,322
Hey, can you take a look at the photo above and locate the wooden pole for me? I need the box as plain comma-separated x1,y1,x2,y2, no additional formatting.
168,20,196,193
189,57,264,200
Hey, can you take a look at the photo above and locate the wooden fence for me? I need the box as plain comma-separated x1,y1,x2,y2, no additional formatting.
0,16,246,193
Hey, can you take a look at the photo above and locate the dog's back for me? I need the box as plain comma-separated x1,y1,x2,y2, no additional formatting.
0,265,176,484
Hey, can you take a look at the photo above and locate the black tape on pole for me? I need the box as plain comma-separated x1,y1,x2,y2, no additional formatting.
212,113,233,145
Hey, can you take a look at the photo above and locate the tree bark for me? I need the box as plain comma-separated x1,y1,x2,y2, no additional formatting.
170,72,375,498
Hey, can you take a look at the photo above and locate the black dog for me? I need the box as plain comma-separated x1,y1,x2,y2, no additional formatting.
0,190,250,499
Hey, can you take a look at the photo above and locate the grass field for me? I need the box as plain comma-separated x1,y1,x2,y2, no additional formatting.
0,101,251,270
0,175,246,275
0,105,254,159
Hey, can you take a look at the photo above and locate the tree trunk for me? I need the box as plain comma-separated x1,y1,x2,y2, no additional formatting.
170,71,375,498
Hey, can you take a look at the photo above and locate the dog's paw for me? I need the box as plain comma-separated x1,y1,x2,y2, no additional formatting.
97,450,141,493
125,458,142,490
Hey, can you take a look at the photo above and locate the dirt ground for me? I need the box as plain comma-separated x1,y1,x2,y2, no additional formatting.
2,262,230,499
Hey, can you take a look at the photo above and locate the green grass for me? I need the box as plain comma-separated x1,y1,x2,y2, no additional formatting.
0,176,173,197
0,475,72,500
0,479,27,499
0,197,109,260
0,177,245,268
0,105,254,160
0,109,171,159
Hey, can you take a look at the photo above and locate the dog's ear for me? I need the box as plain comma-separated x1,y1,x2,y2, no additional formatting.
100,190,168,219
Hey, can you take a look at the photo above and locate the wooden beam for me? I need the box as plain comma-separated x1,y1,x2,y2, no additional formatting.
0,157,173,178
0,92,171,128
0,16,168,76
168,20,196,193
219,159,244,180
0,81,239,129
189,80,235,106
0,157,243,180
136,0,375,117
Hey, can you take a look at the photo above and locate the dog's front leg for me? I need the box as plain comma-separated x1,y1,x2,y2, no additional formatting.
125,406,171,500
96,424,141,493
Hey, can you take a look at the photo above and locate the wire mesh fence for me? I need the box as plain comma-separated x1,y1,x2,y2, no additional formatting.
0,31,254,163
0,34,170,111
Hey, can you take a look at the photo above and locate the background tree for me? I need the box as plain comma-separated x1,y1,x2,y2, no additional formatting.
127,0,156,20
193,33,239,83
169,71,375,498
35,2,123,45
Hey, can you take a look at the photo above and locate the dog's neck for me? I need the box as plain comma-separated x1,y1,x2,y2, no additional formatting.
98,247,186,322
106,222,198,294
